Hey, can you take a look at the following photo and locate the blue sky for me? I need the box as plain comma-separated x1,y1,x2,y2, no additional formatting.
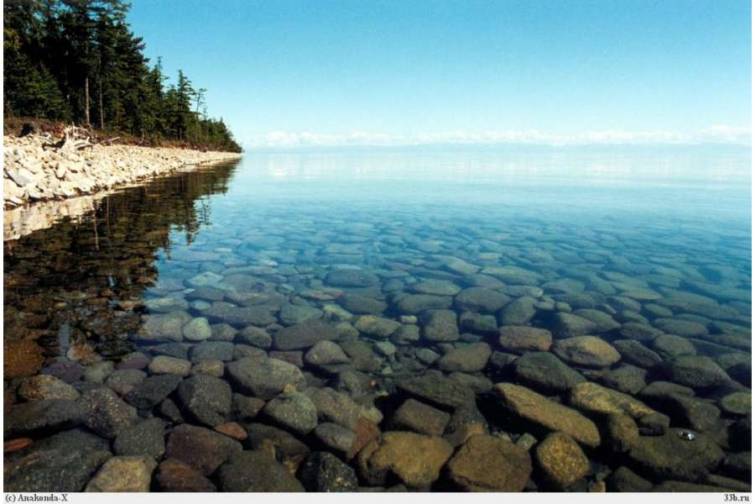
128,0,751,148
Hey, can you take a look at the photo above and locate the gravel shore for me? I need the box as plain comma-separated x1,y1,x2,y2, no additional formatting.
3,134,241,209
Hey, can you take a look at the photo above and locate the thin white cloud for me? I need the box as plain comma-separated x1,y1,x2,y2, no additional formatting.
245,125,751,149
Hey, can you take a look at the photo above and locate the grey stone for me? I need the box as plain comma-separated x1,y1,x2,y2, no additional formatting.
5,399,86,437
391,398,451,436
125,374,182,410
498,297,538,325
396,371,476,410
454,287,510,313
165,424,243,475
437,343,491,372
182,317,212,341
298,451,359,491
82,388,138,438
422,309,460,342
190,341,235,362
227,356,306,399
113,418,166,458
263,391,319,434
514,351,586,393
177,374,232,427
627,429,725,481
217,450,304,491
274,320,339,350
663,355,731,389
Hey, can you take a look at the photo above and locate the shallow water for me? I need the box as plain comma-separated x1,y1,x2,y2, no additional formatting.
4,147,752,492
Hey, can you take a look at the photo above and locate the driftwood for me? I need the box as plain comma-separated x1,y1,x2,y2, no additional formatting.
43,125,95,151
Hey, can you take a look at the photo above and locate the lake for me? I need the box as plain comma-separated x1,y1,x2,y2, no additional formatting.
4,146,751,492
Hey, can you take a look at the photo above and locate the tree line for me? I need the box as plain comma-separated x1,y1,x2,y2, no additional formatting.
4,0,241,152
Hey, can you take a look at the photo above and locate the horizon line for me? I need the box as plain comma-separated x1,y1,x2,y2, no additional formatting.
242,125,752,150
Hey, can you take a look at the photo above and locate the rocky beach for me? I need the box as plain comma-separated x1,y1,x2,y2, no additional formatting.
3,134,241,210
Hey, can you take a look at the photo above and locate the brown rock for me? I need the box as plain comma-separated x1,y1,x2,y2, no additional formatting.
552,336,621,367
391,399,451,436
570,381,656,420
365,431,453,487
4,438,33,453
535,432,590,489
498,326,553,353
156,458,217,492
4,340,44,378
447,434,532,491
85,456,156,492
495,383,601,448
214,422,247,441
165,424,242,475
606,413,640,453
349,417,381,459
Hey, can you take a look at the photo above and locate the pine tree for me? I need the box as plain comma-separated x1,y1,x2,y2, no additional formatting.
3,0,241,152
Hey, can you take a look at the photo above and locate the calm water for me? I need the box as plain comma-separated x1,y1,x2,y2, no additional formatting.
4,147,752,492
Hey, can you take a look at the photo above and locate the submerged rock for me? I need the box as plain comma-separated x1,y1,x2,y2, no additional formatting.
412,279,462,296
391,398,451,436
155,458,217,492
396,371,476,410
177,374,232,427
720,391,751,416
113,418,166,458
354,315,401,338
148,355,192,376
422,309,460,342
125,374,182,409
497,297,537,325
446,434,532,491
325,269,380,287
455,287,510,313
314,422,357,455
395,294,452,314
552,312,598,338
5,444,111,492
513,351,585,393
338,293,388,314
535,432,590,489
182,317,212,341
273,320,339,350
569,381,656,420
217,450,304,491
498,325,552,353
304,340,350,366
662,355,731,389
165,424,242,475
298,451,359,492
81,388,138,439
263,391,319,435
552,336,621,368
627,429,725,481
106,369,147,396
85,455,156,492
5,340,45,379
613,339,663,368
362,431,453,488
437,342,491,372
226,356,305,399
495,383,600,448
18,374,80,401
139,311,191,342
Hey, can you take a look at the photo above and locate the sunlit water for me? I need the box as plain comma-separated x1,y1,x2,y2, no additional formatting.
3,146,752,492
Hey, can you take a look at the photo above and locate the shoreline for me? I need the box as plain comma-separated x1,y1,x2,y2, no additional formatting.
4,134,242,209
3,135,241,240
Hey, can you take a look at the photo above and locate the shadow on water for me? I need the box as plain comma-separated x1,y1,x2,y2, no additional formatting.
4,160,240,359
